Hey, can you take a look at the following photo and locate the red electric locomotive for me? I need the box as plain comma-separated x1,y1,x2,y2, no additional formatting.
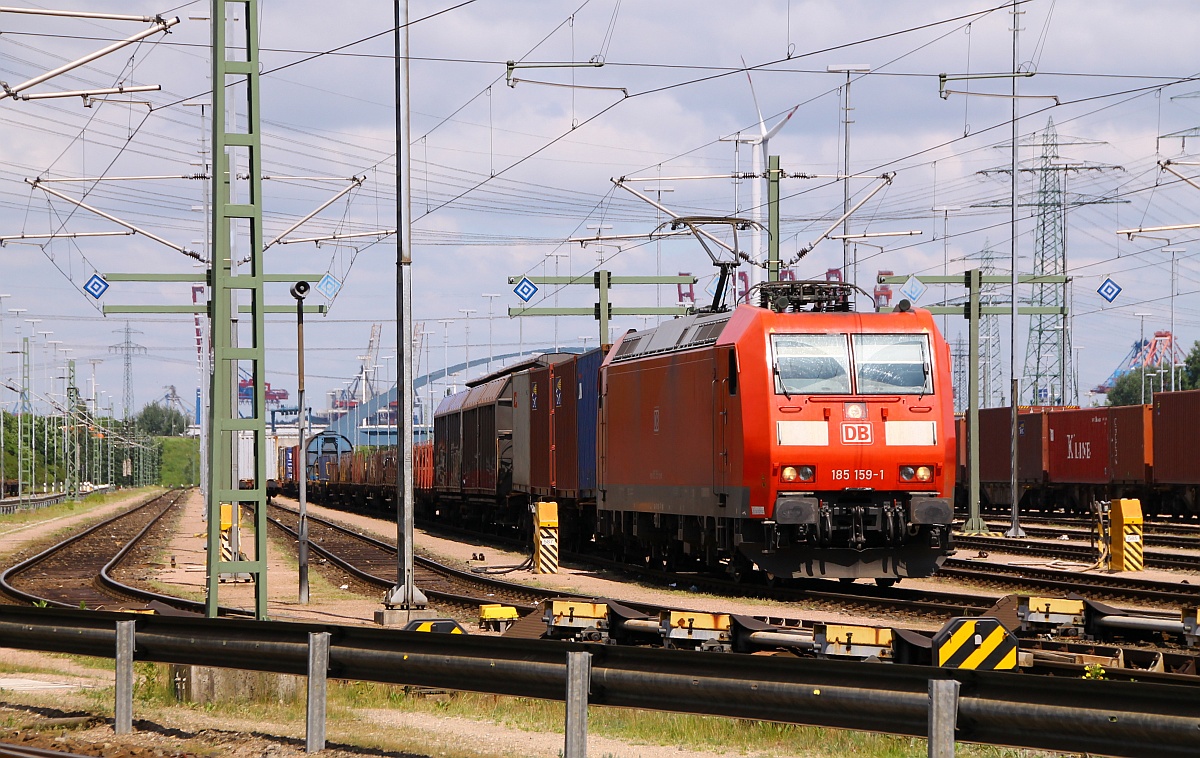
598,281,956,582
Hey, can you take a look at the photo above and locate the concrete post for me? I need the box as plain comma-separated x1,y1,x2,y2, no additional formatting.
114,620,135,735
307,631,330,753
928,678,960,758
564,651,592,758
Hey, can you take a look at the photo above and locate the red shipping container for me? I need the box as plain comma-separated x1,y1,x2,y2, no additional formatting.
1017,410,1048,483
977,407,1013,483
1045,408,1109,484
1153,390,1200,484
977,407,1049,483
529,365,553,494
1109,404,1151,483
553,358,580,495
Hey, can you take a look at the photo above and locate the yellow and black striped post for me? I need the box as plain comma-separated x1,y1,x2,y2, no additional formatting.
1093,500,1110,568
1109,498,1144,572
535,501,559,574
933,617,1018,671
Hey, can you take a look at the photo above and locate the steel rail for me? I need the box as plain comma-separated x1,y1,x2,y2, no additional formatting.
0,605,1197,757
0,490,251,617
411,517,996,617
954,535,1199,570
940,559,1200,607
263,505,544,613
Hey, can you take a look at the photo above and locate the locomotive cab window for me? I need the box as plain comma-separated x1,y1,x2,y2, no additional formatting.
851,333,933,394
770,333,851,395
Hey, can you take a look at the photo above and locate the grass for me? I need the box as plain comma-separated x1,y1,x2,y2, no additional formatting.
0,657,1058,758
0,486,162,531
109,667,1051,758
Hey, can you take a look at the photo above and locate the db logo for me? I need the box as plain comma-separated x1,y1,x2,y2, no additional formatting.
841,423,872,444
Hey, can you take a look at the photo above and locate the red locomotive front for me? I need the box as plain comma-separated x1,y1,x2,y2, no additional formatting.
599,281,955,583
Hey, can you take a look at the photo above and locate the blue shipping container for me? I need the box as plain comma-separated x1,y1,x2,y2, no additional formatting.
575,348,603,493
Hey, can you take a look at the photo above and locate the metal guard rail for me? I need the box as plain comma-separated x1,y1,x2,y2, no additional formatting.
0,605,1196,757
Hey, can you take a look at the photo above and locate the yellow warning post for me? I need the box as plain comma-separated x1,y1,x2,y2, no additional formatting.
1109,498,1143,572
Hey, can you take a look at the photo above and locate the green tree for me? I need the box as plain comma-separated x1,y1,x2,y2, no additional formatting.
1105,370,1149,407
1183,339,1200,389
132,402,189,437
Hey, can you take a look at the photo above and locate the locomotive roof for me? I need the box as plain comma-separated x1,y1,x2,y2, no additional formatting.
606,302,939,364
608,310,732,363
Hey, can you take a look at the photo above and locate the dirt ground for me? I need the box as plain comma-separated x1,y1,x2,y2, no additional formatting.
0,488,1172,757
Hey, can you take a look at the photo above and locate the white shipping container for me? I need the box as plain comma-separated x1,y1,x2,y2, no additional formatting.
234,432,298,484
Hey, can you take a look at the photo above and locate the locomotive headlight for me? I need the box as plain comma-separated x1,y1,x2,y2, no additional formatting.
899,465,933,482
780,465,815,483
843,402,867,420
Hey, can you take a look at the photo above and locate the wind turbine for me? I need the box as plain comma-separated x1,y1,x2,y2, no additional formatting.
741,57,798,300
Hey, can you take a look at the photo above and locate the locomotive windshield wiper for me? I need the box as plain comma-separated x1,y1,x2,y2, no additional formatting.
919,340,929,399
773,361,792,400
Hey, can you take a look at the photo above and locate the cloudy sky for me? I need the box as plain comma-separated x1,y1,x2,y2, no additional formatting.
1,0,1199,423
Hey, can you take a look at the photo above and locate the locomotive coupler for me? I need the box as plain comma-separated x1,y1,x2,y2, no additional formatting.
851,505,866,550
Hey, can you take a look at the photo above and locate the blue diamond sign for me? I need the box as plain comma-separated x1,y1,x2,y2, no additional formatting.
83,273,109,300
315,273,342,300
1097,278,1122,303
898,275,927,304
513,276,538,302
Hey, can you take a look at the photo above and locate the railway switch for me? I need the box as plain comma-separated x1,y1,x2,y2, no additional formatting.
1183,607,1198,649
1017,596,1086,637
815,623,893,660
479,604,519,632
544,600,608,640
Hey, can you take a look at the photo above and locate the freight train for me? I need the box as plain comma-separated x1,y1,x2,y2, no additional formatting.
287,281,957,584
961,390,1200,517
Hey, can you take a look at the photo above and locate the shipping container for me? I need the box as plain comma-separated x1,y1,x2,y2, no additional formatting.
1153,390,1200,484
528,364,553,494
511,372,532,491
1109,404,1152,483
976,407,1014,482
553,358,580,496
1045,408,1109,484
575,348,604,496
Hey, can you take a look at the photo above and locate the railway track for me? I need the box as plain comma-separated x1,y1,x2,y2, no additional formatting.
980,519,1200,550
939,559,1200,607
954,534,1200,571
0,490,237,616
265,504,553,613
